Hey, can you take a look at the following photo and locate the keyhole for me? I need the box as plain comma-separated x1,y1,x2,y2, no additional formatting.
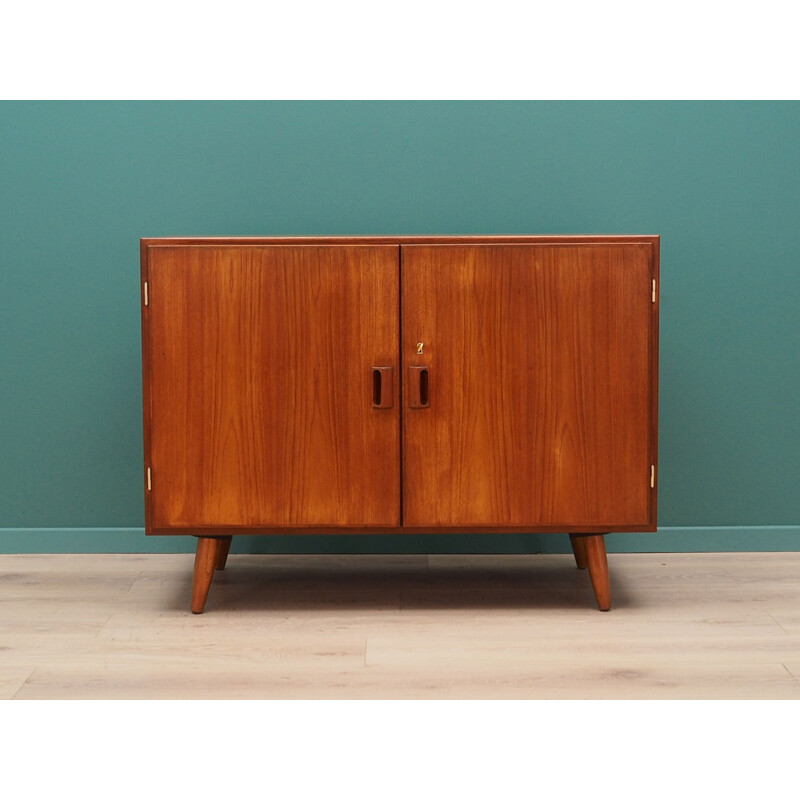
417,342,424,354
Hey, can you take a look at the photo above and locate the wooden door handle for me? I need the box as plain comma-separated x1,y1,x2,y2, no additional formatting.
372,367,393,409
408,365,430,408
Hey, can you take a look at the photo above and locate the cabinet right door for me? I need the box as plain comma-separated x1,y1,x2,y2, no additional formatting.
401,243,657,530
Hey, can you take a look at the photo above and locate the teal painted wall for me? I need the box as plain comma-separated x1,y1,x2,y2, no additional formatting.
1,101,798,553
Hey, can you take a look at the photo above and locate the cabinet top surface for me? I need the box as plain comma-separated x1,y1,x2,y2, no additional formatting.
142,235,659,247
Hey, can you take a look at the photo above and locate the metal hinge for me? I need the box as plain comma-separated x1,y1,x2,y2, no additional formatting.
650,465,655,488
651,279,656,303
147,467,152,491
143,281,149,307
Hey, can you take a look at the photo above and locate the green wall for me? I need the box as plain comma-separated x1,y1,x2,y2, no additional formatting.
1,101,798,553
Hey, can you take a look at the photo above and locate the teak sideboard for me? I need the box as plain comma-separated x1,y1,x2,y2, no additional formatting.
140,236,660,612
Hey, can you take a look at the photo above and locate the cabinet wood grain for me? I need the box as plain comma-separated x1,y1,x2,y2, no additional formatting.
401,244,655,528
146,244,400,529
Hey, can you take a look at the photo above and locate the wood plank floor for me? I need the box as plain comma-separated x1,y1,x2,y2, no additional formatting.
1,553,799,699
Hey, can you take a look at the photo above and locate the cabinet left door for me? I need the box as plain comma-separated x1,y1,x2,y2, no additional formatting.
142,244,401,531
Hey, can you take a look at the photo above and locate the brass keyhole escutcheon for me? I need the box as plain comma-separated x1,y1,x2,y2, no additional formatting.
417,342,424,354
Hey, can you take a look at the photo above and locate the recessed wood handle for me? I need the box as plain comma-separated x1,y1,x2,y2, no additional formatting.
372,367,393,409
408,365,430,408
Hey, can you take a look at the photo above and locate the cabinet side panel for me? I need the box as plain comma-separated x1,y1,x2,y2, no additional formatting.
650,236,660,529
148,245,400,528
402,244,653,528
141,242,154,533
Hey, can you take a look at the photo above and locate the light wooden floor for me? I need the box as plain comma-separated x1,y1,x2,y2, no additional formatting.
2,552,799,699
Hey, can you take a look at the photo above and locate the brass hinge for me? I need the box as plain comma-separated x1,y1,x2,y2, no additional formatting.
146,467,152,491
651,279,656,304
650,465,655,488
143,281,149,307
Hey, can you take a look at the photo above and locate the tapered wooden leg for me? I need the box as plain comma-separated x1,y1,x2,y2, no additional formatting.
215,536,232,570
192,537,222,614
568,534,588,569
582,534,611,611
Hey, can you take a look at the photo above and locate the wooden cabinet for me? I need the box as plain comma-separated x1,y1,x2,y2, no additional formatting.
141,236,659,612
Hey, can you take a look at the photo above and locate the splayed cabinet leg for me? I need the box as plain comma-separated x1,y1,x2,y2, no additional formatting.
192,536,223,614
581,534,611,611
215,536,232,570
569,534,588,569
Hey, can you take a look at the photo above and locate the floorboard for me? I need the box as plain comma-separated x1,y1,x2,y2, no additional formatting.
1,553,799,699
